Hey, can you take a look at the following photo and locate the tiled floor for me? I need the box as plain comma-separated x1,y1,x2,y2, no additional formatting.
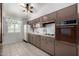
0,41,49,56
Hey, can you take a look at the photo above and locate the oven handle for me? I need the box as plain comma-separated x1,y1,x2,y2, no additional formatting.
58,26,76,28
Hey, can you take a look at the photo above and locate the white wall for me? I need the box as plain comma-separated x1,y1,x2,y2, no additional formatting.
29,3,75,21
2,16,24,44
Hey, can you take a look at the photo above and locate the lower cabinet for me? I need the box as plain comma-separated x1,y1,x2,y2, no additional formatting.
46,37,55,55
41,36,55,55
55,40,77,56
28,34,55,55
28,33,31,43
41,36,47,51
32,35,36,45
28,34,77,56
34,35,41,48
28,34,41,48
28,34,35,45
30,34,34,44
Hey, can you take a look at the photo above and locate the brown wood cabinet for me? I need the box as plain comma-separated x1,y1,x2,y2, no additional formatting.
27,4,78,56
32,34,36,45
34,35,41,48
28,33,55,55
55,40,77,56
41,36,55,55
42,12,56,24
27,12,56,27
40,36,47,51
28,33,33,43
46,37,55,55
55,4,78,56
28,34,41,48
57,4,77,20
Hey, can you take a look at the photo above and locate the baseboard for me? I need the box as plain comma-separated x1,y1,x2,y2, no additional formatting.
23,40,29,43
0,41,2,43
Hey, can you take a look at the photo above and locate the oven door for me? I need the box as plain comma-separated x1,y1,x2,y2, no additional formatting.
56,25,76,44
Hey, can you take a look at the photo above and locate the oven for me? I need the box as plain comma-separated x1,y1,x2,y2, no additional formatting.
56,25,76,43
56,19,77,44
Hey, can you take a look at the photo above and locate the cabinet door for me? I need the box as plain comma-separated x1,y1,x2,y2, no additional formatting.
57,4,77,20
55,40,77,56
33,35,37,46
32,35,36,45
47,12,56,22
28,34,32,43
28,34,30,42
30,34,34,44
46,37,55,55
42,16,48,23
42,12,56,23
35,35,41,48
41,36,47,51
41,36,55,55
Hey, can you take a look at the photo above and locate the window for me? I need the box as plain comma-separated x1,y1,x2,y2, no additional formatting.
8,23,14,32
15,20,22,32
7,18,22,33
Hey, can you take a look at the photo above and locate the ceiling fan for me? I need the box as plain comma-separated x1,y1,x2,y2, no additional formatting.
20,3,33,13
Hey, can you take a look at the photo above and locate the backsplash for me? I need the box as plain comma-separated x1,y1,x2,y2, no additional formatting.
45,23,55,35
30,23,55,35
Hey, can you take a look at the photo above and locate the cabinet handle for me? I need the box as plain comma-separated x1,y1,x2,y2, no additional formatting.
67,26,75,27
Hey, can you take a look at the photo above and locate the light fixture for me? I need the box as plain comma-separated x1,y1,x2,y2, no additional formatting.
20,3,33,13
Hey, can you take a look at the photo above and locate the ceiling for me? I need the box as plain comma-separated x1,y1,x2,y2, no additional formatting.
2,3,46,19
3,3,76,20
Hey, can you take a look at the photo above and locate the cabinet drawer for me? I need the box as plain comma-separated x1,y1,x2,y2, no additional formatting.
55,40,77,56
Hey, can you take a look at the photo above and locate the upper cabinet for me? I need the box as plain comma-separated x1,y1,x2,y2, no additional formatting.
27,12,56,27
57,4,77,20
27,18,41,27
27,4,77,27
42,12,56,23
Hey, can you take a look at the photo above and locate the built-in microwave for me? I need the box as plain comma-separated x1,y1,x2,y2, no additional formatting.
64,19,77,24
56,19,78,25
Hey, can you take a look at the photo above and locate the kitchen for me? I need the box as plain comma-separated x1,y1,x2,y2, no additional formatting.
0,3,79,56
26,12,56,55
25,3,79,56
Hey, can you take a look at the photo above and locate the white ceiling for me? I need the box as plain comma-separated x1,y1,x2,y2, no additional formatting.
2,3,46,19
3,3,76,20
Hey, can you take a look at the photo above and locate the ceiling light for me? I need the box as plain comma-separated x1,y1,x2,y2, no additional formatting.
20,3,33,13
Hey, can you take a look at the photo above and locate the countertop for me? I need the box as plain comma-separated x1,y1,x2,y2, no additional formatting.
28,32,55,38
